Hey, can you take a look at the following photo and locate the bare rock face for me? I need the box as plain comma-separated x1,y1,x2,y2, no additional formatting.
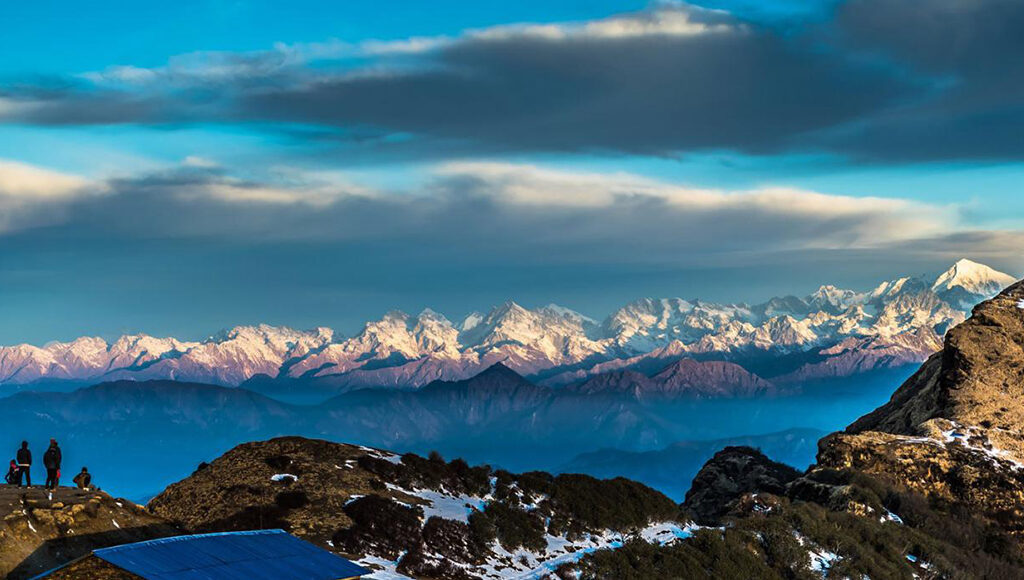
845,280,1024,462
817,427,1024,534
0,487,177,580
815,280,1024,536
682,446,801,525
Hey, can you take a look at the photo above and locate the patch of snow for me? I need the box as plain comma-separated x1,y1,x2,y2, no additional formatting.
359,445,403,465
357,555,413,580
880,509,903,525
270,473,299,482
809,548,840,575
794,531,842,577
639,522,697,545
112,519,120,529
472,522,697,579
381,483,486,523
416,489,486,523
941,423,1024,470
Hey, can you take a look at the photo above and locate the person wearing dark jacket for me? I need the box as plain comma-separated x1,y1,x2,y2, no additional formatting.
16,441,31,487
4,460,16,485
43,439,61,490
73,467,91,490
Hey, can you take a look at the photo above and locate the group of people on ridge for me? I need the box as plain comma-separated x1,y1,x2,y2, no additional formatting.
3,439,91,491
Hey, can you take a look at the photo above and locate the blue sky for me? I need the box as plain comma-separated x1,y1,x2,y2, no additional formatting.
1,0,1023,343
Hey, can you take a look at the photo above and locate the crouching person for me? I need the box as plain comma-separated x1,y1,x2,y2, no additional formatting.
4,459,16,485
73,467,91,490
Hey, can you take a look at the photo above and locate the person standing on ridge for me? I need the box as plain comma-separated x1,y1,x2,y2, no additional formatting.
16,441,31,487
43,439,62,490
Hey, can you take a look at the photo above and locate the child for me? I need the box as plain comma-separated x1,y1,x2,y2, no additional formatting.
4,460,16,485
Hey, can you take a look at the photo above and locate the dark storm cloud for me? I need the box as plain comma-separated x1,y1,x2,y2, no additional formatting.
839,0,1024,78
0,4,914,156
243,10,909,155
829,0,1024,161
4,1,1024,162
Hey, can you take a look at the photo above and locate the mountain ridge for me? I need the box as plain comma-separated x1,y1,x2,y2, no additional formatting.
0,259,1013,398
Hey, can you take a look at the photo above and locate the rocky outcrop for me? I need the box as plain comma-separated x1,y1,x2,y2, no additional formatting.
682,446,801,525
0,487,178,580
817,426,1024,534
845,280,1024,461
813,280,1024,536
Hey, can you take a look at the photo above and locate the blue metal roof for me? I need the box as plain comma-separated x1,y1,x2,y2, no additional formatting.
86,529,371,580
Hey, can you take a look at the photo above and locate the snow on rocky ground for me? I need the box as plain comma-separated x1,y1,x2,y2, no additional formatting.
794,531,842,577
416,489,487,523
808,548,840,575
360,479,698,580
357,555,413,580
359,445,404,464
881,509,904,525
939,422,1024,470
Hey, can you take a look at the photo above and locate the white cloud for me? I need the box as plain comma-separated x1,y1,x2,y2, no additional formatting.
468,5,735,43
0,160,99,234
434,161,954,247
0,160,92,199
0,158,975,258
77,3,735,86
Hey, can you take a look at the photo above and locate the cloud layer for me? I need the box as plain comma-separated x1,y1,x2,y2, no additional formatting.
0,157,961,255
5,1,1024,163
0,155,1016,344
0,2,920,159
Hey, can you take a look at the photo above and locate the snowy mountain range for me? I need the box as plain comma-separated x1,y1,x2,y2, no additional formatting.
0,259,1015,394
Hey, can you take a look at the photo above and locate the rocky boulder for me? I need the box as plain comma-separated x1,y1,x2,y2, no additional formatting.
682,446,801,525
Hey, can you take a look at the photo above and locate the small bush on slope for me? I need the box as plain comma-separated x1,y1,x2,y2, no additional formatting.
333,495,423,560
469,502,547,552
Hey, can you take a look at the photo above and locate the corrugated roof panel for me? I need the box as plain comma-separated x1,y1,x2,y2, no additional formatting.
91,529,370,580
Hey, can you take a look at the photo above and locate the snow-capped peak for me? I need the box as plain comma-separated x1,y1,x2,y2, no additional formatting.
460,312,484,332
806,285,861,313
539,303,597,326
931,258,1016,297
